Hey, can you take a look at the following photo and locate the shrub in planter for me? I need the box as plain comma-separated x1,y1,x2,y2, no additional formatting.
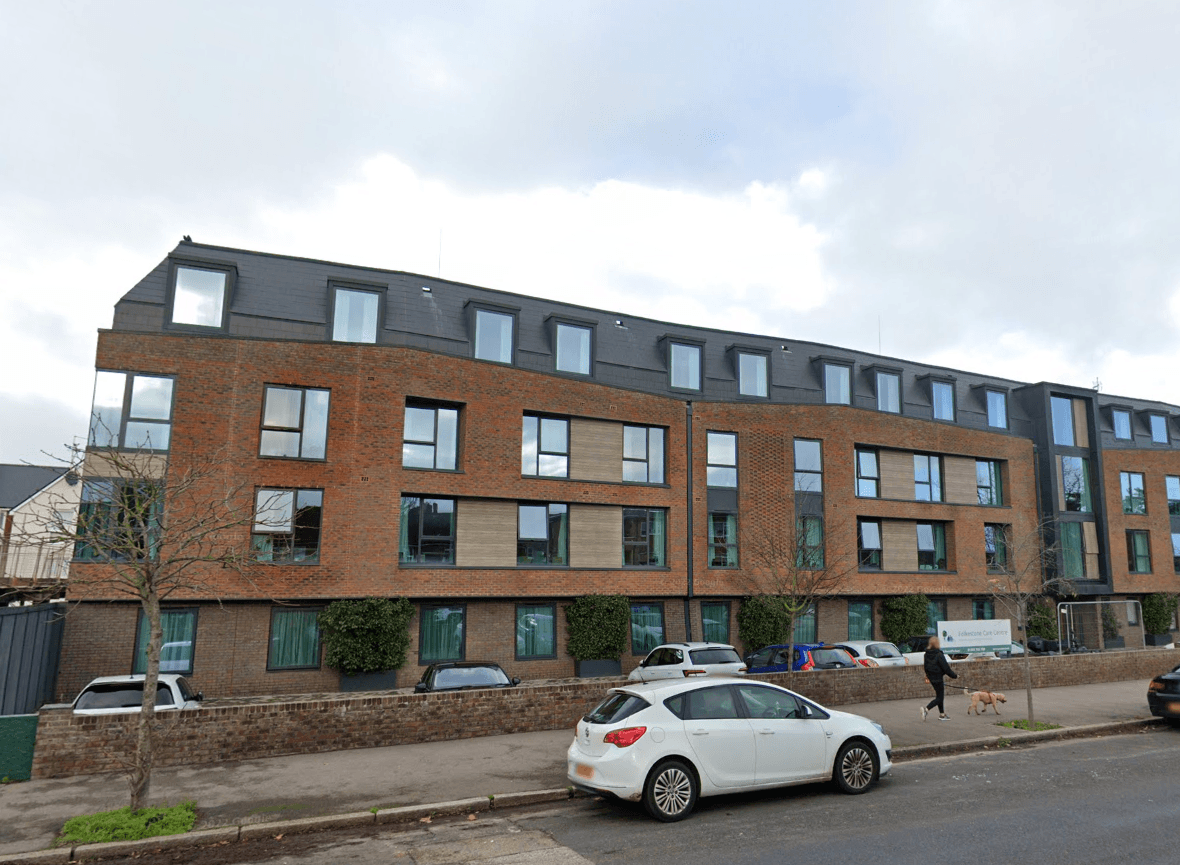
565,595,630,676
1101,604,1123,647
319,598,415,681
1142,593,1176,643
879,594,930,646
1026,598,1059,640
737,595,792,654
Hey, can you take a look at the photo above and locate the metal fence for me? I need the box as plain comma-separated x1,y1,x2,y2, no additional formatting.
1056,600,1145,653
0,602,65,716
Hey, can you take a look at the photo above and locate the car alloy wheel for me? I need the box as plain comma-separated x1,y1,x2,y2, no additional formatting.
834,741,878,794
644,759,698,822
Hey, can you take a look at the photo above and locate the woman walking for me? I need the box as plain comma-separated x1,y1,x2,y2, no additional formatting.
921,636,958,721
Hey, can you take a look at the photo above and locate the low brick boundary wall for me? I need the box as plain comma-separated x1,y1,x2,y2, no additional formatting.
31,648,1178,779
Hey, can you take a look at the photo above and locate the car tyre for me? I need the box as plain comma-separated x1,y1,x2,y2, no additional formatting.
833,740,878,794
643,759,698,822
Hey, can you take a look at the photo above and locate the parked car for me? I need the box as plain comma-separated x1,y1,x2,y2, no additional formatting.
1147,662,1180,724
567,677,892,821
414,662,520,693
896,635,973,665
72,674,203,715
832,641,907,668
629,642,747,682
744,643,858,673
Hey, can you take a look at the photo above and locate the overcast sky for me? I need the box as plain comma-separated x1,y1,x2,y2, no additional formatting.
4,1,1180,464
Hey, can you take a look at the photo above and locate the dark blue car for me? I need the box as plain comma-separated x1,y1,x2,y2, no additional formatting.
744,643,858,672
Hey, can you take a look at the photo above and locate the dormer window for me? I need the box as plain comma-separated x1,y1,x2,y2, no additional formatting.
668,341,702,391
931,380,954,421
823,363,851,405
167,261,233,330
331,286,381,343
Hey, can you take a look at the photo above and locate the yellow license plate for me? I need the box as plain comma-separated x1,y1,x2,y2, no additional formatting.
575,763,594,779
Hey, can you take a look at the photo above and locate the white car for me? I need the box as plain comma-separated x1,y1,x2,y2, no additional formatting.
72,674,204,715
567,677,892,821
628,642,747,682
832,640,907,668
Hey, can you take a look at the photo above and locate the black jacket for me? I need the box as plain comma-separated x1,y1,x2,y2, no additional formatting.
923,648,957,683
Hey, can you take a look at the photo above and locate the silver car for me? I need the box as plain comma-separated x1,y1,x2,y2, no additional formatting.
72,674,203,714
628,642,748,682
832,641,907,668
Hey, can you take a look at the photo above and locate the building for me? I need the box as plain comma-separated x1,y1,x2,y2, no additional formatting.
1,464,77,603
58,240,1180,698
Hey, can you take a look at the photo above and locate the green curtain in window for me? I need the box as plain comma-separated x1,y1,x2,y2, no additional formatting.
796,517,824,568
421,607,464,661
516,605,555,657
701,602,729,643
649,512,666,566
1061,522,1084,579
848,602,872,641
709,515,737,566
933,524,947,570
926,601,946,634
631,604,664,653
270,609,321,669
133,610,195,674
793,608,817,643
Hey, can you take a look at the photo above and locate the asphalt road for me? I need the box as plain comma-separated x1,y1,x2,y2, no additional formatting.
93,727,1180,865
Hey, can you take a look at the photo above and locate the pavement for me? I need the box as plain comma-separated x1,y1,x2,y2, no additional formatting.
0,678,1165,862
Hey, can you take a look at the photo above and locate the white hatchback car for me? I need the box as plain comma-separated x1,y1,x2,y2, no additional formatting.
568,677,892,821
628,642,747,682
832,640,907,668
72,674,204,715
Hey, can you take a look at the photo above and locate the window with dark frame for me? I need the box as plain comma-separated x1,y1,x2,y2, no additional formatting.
268,608,322,670
420,605,465,662
972,599,995,620
738,353,768,397
517,503,568,565
331,286,380,343
858,519,881,569
824,363,850,405
522,415,569,477
876,371,900,413
701,601,730,643
89,371,174,451
1167,476,1180,515
623,508,667,566
1172,532,1180,574
914,454,942,502
669,343,701,390
1113,409,1132,440
987,390,1008,428
260,386,330,460
977,460,1003,506
403,403,459,470
848,601,872,641
474,309,514,364
1127,530,1151,573
622,425,665,483
251,489,323,563
74,478,161,562
931,380,954,421
796,515,824,569
1120,471,1146,514
707,513,738,567
855,448,879,497
917,522,946,570
516,604,557,659
794,439,823,493
1150,414,1169,444
1051,396,1075,446
1061,456,1092,512
555,323,592,375
926,599,948,633
706,432,737,488
985,524,1009,573
133,608,196,675
630,603,665,655
170,265,228,329
1060,522,1085,579
398,496,456,564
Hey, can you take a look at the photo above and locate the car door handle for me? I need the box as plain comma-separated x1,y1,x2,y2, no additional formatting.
757,729,775,735
691,730,709,736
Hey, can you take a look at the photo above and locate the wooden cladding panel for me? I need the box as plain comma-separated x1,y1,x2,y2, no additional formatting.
879,450,913,500
1072,399,1090,449
570,419,622,483
881,521,918,572
943,457,977,504
1083,521,1100,579
455,500,517,567
570,505,622,568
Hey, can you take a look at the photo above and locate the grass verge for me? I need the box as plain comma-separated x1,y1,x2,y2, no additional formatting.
997,719,1062,732
57,801,197,846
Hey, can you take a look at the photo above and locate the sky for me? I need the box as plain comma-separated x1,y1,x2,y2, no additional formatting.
4,1,1180,464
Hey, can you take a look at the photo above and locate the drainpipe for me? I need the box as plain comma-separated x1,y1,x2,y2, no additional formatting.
685,402,694,640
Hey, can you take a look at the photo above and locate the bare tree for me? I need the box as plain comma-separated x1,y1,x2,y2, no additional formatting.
31,442,264,810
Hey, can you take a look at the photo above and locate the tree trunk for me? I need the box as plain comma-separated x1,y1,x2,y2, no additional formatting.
1019,609,1035,729
130,585,162,811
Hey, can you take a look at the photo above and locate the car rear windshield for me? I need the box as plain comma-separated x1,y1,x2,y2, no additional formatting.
689,648,741,665
812,649,852,665
434,666,509,689
75,683,175,710
868,644,901,658
584,693,650,725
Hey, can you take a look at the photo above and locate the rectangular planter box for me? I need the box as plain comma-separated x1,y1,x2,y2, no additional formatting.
575,659,622,678
1145,633,1174,647
1104,637,1125,649
340,670,399,691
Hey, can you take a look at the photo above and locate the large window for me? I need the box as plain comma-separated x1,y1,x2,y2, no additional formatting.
133,608,196,674
1150,414,1170,444
251,489,323,563
1051,396,1075,446
972,599,995,620
1127,530,1151,573
848,601,872,641
474,309,514,363
1060,522,1085,579
89,371,174,451
824,363,850,405
623,426,665,483
170,266,227,328
522,415,569,477
403,403,459,470
877,372,900,413
796,515,824,569
855,448,879,498
517,503,568,565
268,608,322,670
669,343,701,391
555,323,592,375
701,601,730,643
331,287,380,343
1061,456,1092,512
74,479,160,562
926,599,947,633
914,454,942,502
1113,409,1132,440
399,496,456,564
1120,471,1146,514
793,606,817,644
931,381,954,421
420,605,465,662
706,432,737,488
977,460,1003,506
985,524,1009,573
986,390,1008,429
516,604,557,659
260,386,329,460
1168,476,1180,515
708,513,738,567
738,353,768,397
858,519,881,569
631,603,665,655
794,439,823,493
917,523,946,571
623,508,666,567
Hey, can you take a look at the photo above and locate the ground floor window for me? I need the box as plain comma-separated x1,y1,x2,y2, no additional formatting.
848,601,872,641
516,604,556,659
793,606,817,644
926,598,947,633
701,601,730,643
268,608,322,670
133,608,196,674
631,603,665,654
972,599,995,620
420,605,465,662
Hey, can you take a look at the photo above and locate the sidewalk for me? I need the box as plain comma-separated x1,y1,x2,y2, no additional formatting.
0,679,1160,859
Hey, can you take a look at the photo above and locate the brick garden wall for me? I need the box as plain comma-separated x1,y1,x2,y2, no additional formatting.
32,648,1178,779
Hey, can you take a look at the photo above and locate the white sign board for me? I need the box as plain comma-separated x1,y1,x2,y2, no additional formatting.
937,619,1011,654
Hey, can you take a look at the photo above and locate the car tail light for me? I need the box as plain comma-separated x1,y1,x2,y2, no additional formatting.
1149,680,1164,692
604,726,647,748
738,665,748,674
799,659,815,671
683,669,707,677
858,658,878,668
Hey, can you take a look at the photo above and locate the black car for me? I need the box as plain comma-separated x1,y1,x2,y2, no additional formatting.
1147,662,1180,723
414,662,521,693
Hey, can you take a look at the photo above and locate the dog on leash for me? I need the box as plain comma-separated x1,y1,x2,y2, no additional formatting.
967,689,1007,715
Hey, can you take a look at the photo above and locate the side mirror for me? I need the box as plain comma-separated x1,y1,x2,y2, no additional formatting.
414,682,427,693
511,677,521,686
196,692,204,701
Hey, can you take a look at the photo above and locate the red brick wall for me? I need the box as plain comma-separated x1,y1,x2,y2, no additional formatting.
1100,449,1180,594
